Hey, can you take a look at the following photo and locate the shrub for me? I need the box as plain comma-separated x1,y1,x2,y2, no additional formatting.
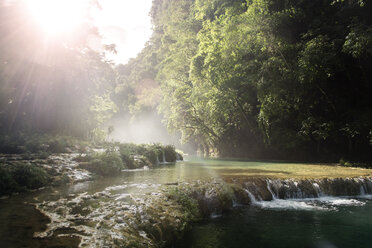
118,143,168,168
0,167,16,195
0,162,50,195
167,187,200,222
164,145,177,162
119,147,135,169
80,152,125,176
11,162,50,189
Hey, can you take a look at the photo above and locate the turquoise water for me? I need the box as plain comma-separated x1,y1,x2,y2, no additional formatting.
0,159,371,247
177,196,372,248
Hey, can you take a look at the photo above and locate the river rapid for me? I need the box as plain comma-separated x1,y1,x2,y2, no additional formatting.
1,158,372,247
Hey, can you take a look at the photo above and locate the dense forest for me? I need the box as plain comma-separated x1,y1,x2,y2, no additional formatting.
1,0,372,162
0,1,118,141
119,0,372,161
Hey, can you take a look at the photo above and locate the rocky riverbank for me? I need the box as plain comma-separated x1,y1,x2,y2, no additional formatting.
0,142,182,196
33,176,372,247
0,153,93,196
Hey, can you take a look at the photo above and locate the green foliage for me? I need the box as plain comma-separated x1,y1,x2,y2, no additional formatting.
134,0,372,162
0,133,89,154
80,152,127,176
80,152,125,176
117,143,178,168
10,162,50,189
0,162,50,195
0,3,117,140
118,143,149,168
0,166,16,195
79,142,179,175
164,145,177,162
167,187,200,222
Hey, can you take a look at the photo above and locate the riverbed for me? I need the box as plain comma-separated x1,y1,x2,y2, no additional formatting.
1,158,372,247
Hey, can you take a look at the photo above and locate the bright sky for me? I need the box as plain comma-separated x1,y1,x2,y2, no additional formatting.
24,0,153,64
92,0,153,64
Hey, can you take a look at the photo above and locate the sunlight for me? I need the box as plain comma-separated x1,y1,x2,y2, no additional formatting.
26,0,88,35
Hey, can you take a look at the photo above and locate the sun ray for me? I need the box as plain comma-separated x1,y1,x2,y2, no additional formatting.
26,0,88,35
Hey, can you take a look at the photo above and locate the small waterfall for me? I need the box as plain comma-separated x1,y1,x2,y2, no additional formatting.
176,153,182,161
266,179,277,200
242,177,372,202
162,150,166,163
360,185,366,195
244,189,257,204
312,182,322,197
156,156,160,165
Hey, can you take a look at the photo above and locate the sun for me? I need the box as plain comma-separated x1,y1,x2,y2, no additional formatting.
26,0,88,35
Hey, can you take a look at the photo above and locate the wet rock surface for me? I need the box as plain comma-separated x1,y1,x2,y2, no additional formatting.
2,156,372,247
33,177,372,247
0,153,93,187
35,183,194,247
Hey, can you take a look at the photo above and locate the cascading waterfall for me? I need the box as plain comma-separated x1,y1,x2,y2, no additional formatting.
244,189,258,204
242,177,372,203
156,155,160,165
176,153,182,161
162,150,166,163
266,179,277,200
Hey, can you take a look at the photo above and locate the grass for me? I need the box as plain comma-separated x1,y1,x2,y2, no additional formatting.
184,159,372,180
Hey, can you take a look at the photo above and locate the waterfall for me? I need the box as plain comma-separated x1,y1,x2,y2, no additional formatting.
266,179,277,199
162,150,166,163
312,182,322,197
242,177,372,203
176,153,181,161
156,155,160,165
244,189,258,204
360,185,366,195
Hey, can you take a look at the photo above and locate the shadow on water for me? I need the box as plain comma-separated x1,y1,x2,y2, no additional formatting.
176,200,372,248
0,191,81,248
0,158,371,247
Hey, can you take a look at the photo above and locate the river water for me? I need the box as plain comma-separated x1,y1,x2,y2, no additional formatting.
177,196,372,248
0,158,371,247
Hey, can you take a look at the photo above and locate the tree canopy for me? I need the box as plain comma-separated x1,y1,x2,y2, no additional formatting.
119,0,372,161
2,0,372,162
0,1,118,140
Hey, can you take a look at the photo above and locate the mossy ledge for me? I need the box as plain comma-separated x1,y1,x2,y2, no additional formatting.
0,142,182,196
35,177,372,247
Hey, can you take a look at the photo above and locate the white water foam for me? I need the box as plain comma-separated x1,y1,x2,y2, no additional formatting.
357,194,372,200
105,185,128,191
210,213,223,219
248,196,366,211
254,199,328,211
312,197,366,206
122,167,150,172
114,193,131,201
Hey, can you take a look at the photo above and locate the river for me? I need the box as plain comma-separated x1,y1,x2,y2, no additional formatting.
0,158,371,247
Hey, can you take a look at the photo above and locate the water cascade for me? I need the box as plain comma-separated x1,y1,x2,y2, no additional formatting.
241,177,372,203
28,177,372,247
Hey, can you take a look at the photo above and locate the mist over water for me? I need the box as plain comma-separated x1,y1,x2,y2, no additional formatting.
107,113,196,153
108,113,172,144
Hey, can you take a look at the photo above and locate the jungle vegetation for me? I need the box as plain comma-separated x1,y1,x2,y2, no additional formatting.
1,0,372,162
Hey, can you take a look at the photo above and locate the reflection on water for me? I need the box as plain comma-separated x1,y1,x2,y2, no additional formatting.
177,199,372,248
0,158,371,247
